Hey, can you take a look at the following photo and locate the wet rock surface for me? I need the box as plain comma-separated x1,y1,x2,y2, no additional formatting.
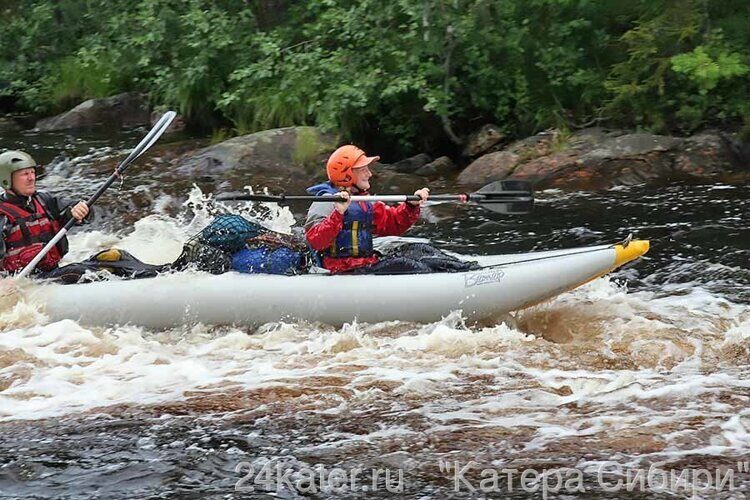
458,128,748,189
174,126,336,185
34,93,150,132
391,153,433,174
0,117,22,134
414,156,457,178
463,123,506,157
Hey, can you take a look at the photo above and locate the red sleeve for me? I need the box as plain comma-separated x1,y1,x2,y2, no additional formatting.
372,202,420,236
305,209,345,251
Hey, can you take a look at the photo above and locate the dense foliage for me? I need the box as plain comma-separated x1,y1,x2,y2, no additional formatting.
1,0,748,153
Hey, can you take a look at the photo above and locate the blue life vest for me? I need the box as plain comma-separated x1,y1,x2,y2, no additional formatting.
306,182,374,258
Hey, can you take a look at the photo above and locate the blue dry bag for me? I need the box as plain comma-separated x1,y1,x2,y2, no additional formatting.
232,247,303,275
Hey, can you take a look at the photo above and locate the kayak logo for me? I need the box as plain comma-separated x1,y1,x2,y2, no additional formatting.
464,269,505,288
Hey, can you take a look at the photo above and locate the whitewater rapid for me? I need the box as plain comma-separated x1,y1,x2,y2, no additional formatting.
1,176,748,497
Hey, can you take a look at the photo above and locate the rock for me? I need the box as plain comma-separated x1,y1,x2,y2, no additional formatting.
373,169,427,194
720,132,750,167
511,152,586,187
414,156,457,177
0,117,21,135
150,106,186,133
391,153,432,173
4,114,36,130
504,130,556,159
458,128,746,190
674,132,740,177
457,151,519,186
174,126,337,189
505,128,615,161
509,134,687,189
34,92,150,131
174,127,432,196
463,124,506,157
582,133,681,161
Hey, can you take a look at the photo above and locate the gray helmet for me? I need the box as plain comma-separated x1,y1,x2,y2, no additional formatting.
0,150,37,190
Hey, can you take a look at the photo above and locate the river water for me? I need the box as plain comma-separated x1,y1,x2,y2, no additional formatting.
0,129,748,498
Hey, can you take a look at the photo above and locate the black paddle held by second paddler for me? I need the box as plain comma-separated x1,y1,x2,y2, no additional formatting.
215,180,534,215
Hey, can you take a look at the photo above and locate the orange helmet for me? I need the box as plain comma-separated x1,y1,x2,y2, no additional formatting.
326,145,380,187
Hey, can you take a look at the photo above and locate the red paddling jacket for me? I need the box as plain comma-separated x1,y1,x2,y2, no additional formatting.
304,182,421,273
0,191,93,274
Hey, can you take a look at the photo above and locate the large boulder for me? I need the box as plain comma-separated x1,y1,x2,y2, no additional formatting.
369,168,427,195
463,124,506,157
391,153,433,173
173,127,435,196
457,151,520,186
512,134,683,189
0,117,21,135
673,133,743,177
35,92,150,131
174,126,338,192
721,133,750,167
150,106,186,133
414,156,458,178
458,128,747,189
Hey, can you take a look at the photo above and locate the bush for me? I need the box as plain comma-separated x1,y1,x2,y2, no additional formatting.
2,0,748,150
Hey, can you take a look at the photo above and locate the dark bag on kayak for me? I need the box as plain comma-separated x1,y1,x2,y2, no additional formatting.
39,248,165,284
387,242,480,273
172,214,310,275
344,242,480,275
231,230,308,275
171,214,261,274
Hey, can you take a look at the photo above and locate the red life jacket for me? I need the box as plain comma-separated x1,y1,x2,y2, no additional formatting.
0,196,63,272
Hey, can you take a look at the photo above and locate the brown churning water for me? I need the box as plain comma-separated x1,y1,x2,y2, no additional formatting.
0,132,748,497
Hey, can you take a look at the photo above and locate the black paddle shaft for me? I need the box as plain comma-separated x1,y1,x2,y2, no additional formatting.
62,113,177,229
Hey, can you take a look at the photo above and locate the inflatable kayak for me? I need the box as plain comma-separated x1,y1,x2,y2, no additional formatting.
30,239,649,329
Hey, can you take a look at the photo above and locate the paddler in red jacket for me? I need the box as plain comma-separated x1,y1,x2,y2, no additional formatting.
0,150,92,275
305,145,430,274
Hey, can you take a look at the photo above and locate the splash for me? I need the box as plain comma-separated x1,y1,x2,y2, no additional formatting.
52,184,299,267
185,184,298,234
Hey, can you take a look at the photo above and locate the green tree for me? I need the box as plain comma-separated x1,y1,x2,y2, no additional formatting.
1,0,748,150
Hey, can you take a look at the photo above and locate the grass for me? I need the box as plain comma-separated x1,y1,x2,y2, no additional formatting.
49,57,117,109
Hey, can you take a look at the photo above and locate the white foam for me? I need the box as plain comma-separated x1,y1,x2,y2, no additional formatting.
0,184,748,473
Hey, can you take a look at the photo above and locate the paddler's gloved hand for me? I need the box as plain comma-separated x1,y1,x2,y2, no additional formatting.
410,187,430,206
70,201,90,222
335,190,352,214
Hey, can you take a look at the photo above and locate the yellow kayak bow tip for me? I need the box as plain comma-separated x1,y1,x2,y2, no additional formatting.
614,239,650,267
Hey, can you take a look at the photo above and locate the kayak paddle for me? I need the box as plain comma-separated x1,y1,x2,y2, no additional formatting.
15,111,177,280
215,180,534,214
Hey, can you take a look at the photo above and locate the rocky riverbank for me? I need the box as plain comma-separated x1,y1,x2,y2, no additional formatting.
4,93,749,195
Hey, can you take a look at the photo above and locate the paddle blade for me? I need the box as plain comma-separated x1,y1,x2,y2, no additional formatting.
479,199,534,214
472,179,534,214
476,179,533,197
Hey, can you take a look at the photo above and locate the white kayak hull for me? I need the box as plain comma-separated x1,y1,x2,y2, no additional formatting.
30,240,649,329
